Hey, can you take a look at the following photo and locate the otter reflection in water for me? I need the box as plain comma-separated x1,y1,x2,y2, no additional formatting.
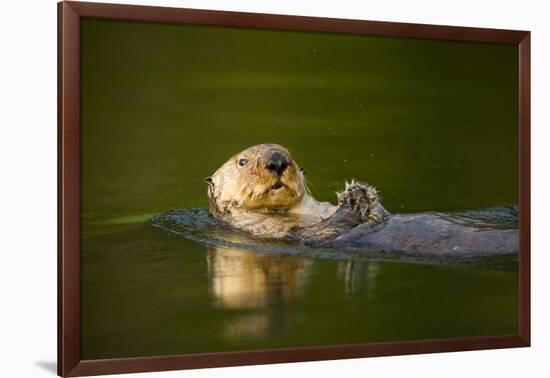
207,246,310,308
204,144,518,256
206,245,381,340
206,245,310,339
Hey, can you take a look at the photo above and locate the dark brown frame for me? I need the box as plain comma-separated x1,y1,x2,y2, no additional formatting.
58,1,531,376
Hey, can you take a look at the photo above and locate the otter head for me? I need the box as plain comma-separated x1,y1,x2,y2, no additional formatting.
205,144,307,215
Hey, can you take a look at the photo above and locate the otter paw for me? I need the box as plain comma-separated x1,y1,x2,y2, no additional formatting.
337,180,380,223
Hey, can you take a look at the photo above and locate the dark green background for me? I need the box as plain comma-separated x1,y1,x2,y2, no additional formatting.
80,19,518,359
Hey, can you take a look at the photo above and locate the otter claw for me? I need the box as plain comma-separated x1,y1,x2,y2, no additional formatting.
337,181,379,223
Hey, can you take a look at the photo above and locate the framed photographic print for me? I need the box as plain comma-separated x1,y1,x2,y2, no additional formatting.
58,1,530,376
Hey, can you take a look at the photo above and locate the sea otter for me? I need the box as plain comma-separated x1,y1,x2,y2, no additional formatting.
205,143,387,242
202,143,518,256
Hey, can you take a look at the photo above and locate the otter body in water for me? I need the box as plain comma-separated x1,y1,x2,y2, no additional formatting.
202,144,517,255
206,144,387,242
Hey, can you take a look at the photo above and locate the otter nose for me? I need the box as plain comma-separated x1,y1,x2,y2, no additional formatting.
265,152,289,176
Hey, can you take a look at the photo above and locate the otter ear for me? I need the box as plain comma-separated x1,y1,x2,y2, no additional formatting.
300,167,307,175
204,176,214,187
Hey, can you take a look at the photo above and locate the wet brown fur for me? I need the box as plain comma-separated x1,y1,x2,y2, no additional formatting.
206,144,387,242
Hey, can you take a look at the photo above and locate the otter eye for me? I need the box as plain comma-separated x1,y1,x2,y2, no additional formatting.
300,167,306,175
238,158,249,167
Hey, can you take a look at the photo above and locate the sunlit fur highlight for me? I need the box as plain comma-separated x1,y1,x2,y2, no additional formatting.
207,144,308,214
206,144,386,240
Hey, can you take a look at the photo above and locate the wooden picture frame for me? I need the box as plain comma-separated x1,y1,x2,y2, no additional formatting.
58,1,531,376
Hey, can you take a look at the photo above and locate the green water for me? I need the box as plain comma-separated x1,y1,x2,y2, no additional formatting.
80,19,519,359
